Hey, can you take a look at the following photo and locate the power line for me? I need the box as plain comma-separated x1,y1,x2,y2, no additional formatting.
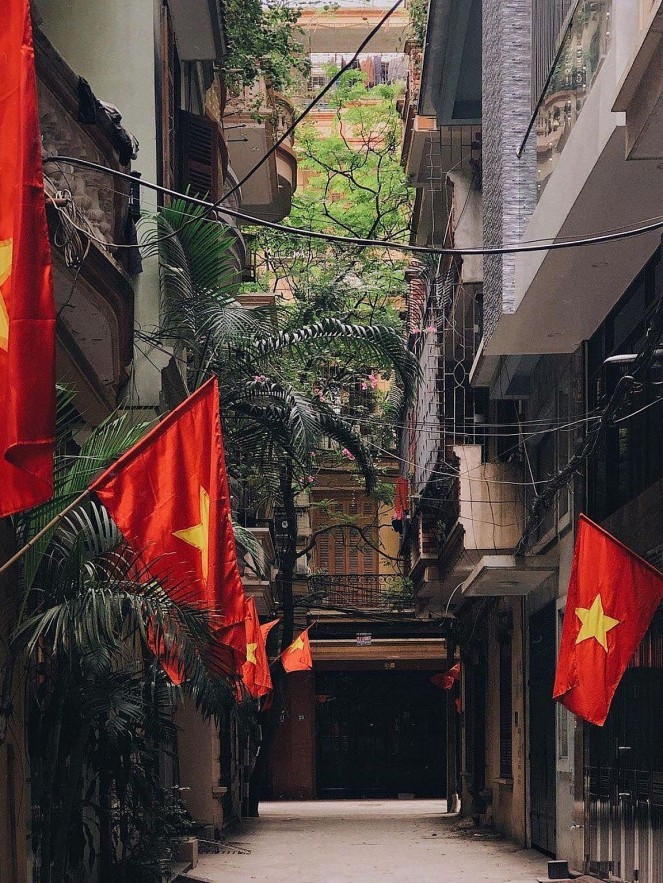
220,0,406,210
43,156,663,257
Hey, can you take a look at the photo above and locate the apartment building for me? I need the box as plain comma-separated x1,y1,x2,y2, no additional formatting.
0,3,289,866
401,1,663,878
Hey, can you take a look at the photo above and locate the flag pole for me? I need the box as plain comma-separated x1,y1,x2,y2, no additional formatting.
0,488,92,576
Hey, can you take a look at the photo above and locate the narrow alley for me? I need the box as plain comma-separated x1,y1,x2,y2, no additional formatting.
183,802,547,883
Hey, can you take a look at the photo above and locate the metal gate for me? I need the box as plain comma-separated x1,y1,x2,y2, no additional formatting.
315,670,446,799
529,602,557,855
585,609,663,882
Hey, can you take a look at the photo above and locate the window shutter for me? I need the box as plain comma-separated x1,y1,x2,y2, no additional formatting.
178,110,219,201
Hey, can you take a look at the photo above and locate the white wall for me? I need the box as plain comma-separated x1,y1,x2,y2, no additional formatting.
38,0,169,408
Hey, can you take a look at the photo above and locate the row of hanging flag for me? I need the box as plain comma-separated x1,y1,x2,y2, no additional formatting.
0,0,314,703
4,0,663,726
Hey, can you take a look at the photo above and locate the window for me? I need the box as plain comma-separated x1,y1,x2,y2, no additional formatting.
309,74,327,91
588,248,663,518
312,497,378,575
499,639,513,779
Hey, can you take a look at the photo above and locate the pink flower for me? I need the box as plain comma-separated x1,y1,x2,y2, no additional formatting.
360,381,368,390
313,387,325,401
341,448,356,461
368,371,380,389
412,328,421,335
307,475,315,483
426,324,436,333
253,374,266,382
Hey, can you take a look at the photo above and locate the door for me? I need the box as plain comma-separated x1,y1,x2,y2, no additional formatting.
315,670,446,798
585,607,663,882
529,602,557,855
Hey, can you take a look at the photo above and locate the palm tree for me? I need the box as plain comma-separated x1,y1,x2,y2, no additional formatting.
142,199,419,647
141,202,420,814
9,389,235,882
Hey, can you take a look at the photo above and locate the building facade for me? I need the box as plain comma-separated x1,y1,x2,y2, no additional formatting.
401,0,663,878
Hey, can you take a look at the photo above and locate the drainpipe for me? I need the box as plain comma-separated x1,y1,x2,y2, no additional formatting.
522,596,530,849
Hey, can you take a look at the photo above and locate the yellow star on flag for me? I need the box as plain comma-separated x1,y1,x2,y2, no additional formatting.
0,239,12,351
173,485,210,580
289,635,305,652
575,594,620,652
246,642,258,665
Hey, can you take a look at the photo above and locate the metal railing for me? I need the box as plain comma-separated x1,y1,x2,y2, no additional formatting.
308,573,414,611
518,0,612,199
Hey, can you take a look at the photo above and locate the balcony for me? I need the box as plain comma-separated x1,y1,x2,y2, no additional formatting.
613,0,663,159
35,26,135,422
308,574,415,613
410,445,525,610
168,0,226,61
400,0,482,247
478,0,663,363
237,525,277,616
224,84,297,223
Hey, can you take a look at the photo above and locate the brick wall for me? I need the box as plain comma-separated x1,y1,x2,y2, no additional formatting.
482,0,537,343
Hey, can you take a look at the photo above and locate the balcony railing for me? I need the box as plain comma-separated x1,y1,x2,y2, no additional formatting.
520,0,612,198
308,573,414,612
35,27,134,257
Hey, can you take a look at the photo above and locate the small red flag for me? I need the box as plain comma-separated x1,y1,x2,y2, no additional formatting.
242,598,273,699
554,514,663,726
91,379,246,670
281,626,313,673
431,662,461,690
0,0,55,516
394,477,409,521
260,618,280,643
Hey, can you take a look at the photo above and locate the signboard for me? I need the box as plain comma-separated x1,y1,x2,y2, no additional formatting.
356,632,372,646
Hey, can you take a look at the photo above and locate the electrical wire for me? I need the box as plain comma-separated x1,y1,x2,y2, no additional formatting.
43,156,663,257
220,0,405,210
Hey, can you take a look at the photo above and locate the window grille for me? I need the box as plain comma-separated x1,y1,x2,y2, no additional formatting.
499,639,513,778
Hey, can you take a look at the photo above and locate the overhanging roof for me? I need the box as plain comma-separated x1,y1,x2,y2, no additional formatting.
461,555,556,597
419,0,482,125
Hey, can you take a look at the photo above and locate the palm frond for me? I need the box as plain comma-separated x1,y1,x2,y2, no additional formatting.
314,408,377,491
21,412,152,588
249,317,421,405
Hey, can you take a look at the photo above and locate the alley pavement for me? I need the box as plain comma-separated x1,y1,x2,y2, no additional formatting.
183,800,548,883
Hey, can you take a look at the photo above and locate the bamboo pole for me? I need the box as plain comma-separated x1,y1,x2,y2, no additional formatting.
0,488,92,576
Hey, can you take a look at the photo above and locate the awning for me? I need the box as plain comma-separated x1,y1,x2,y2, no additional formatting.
461,554,556,597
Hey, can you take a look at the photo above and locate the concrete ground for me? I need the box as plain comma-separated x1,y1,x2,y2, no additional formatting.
184,800,548,883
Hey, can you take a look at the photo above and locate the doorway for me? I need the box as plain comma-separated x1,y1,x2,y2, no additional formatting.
529,602,557,855
315,670,446,799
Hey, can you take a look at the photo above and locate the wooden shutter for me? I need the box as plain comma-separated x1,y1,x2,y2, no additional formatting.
362,501,378,573
178,110,219,201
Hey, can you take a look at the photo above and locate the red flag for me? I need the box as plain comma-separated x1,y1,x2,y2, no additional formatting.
281,627,313,673
554,514,663,726
242,598,272,698
0,0,55,516
91,379,246,669
394,477,409,521
260,618,280,643
431,662,461,690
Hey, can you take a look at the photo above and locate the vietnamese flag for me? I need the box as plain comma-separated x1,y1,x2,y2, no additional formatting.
0,0,55,516
242,598,272,698
261,618,280,643
281,626,313,673
431,662,461,690
554,514,663,726
90,379,246,670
